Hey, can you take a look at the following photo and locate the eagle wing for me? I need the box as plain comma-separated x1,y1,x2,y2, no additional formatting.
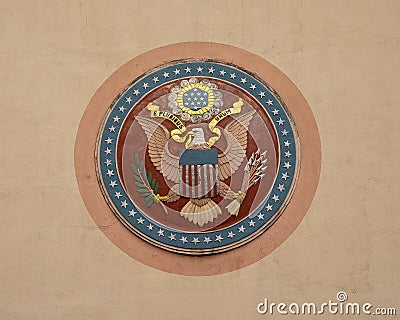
218,111,255,181
135,116,180,184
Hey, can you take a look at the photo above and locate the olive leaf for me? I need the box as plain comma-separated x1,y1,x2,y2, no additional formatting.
130,163,138,175
145,195,154,207
154,183,159,195
134,153,140,167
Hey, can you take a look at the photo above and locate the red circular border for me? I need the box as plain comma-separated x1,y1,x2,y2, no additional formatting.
75,42,321,275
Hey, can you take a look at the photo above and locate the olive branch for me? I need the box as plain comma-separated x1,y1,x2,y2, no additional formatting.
131,153,160,207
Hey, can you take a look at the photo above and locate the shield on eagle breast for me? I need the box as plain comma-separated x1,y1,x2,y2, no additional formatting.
179,149,219,199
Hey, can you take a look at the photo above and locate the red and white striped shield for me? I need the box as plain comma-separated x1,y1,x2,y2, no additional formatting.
179,149,219,199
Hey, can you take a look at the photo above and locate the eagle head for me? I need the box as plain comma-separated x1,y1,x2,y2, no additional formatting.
188,127,208,149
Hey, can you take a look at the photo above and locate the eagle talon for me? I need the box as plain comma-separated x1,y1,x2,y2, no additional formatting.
233,191,246,202
154,194,168,203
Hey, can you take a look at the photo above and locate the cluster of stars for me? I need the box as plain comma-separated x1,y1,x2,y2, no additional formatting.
183,88,208,110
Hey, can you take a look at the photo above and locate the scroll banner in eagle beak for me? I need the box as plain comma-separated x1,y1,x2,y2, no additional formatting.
146,98,243,148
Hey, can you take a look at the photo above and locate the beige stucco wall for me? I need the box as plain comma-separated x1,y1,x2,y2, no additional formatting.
1,1,399,318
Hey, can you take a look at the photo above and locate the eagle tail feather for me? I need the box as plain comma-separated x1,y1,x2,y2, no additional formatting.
180,199,222,227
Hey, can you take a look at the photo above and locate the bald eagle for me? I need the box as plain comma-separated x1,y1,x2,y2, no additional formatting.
136,111,256,227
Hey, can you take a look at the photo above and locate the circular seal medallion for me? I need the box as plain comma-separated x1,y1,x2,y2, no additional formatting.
75,43,320,274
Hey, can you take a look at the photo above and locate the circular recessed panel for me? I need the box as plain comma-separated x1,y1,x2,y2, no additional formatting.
75,43,320,274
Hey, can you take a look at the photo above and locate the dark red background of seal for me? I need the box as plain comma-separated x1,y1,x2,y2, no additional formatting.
117,76,279,232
